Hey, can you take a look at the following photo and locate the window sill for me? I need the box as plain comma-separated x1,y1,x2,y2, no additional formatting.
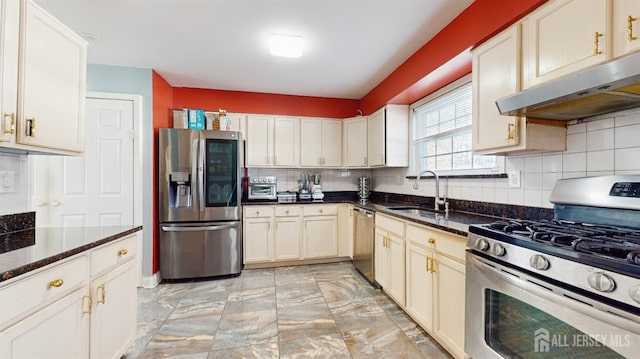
406,173,507,180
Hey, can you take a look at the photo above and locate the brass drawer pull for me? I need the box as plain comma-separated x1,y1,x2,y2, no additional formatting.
594,32,603,55
118,249,128,256
428,238,436,244
629,16,638,41
97,285,106,304
3,113,15,134
48,279,64,288
83,295,92,314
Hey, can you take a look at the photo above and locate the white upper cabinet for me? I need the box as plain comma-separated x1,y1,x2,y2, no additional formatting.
367,104,409,167
472,24,521,152
522,0,609,89
1,0,87,154
246,115,299,167
612,0,640,57
273,116,299,167
0,0,19,144
300,118,342,167
342,116,368,167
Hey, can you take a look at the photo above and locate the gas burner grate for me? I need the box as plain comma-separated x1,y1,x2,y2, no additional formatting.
483,219,640,265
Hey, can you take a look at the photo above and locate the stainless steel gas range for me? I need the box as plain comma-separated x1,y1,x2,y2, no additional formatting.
465,176,640,359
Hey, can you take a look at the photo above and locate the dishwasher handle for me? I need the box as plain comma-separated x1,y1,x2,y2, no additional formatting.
161,223,237,232
353,207,374,218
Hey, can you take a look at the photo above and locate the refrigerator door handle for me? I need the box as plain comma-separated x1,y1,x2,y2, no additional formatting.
198,137,206,213
192,137,200,213
161,223,238,232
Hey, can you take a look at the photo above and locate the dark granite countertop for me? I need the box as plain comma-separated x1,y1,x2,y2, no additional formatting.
244,195,503,237
0,225,142,283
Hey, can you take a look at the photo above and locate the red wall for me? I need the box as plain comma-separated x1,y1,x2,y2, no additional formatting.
360,0,548,114
152,70,173,273
173,88,360,118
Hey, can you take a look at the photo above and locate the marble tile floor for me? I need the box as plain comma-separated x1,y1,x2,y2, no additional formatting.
125,261,452,359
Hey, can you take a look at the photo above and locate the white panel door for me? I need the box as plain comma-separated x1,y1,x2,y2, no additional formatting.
32,98,134,228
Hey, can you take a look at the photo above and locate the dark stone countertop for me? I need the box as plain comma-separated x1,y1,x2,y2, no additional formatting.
0,225,143,283
244,193,505,237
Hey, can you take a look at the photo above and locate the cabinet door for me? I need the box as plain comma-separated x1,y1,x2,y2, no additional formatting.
612,0,640,57
303,216,337,258
0,0,19,144
300,118,322,167
321,119,342,167
386,233,405,306
90,259,137,359
343,117,368,167
0,288,89,359
472,25,521,152
405,242,434,331
244,218,273,263
246,115,273,167
367,109,385,166
19,0,86,152
273,117,299,167
523,0,609,88
274,217,301,260
433,255,466,359
374,228,389,288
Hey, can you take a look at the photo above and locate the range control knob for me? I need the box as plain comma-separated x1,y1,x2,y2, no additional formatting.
474,238,490,251
490,243,506,257
629,286,640,304
588,272,616,293
530,255,550,271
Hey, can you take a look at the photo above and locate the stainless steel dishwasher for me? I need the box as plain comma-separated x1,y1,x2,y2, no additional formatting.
353,207,375,284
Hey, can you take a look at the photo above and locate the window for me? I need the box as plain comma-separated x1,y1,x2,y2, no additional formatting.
411,77,500,175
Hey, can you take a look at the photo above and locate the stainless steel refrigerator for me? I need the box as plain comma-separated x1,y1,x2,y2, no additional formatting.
159,129,243,279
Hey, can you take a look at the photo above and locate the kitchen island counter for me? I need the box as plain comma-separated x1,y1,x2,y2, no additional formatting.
0,225,142,283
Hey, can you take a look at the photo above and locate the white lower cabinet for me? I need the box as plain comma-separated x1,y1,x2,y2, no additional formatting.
0,232,139,359
90,259,137,359
303,205,338,258
275,206,301,260
0,288,89,359
374,214,406,306
243,204,344,264
404,223,466,359
405,241,435,331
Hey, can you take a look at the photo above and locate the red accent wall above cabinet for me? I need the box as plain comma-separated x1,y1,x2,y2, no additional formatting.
173,88,360,118
360,0,548,114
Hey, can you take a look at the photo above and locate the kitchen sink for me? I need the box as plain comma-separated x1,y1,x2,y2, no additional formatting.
386,206,440,218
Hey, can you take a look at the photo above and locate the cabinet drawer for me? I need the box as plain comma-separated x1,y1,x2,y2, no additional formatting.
275,206,301,217
375,213,405,237
303,205,338,216
91,235,137,276
0,255,89,326
406,223,465,262
244,206,274,218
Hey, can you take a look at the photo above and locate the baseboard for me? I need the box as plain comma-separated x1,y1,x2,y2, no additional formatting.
244,257,352,270
139,271,161,288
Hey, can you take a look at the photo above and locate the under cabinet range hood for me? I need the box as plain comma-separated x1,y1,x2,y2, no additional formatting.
496,51,640,121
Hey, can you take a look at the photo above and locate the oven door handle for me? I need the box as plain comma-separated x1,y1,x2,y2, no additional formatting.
468,253,640,333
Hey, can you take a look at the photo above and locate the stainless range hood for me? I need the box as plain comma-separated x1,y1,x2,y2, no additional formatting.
495,51,640,121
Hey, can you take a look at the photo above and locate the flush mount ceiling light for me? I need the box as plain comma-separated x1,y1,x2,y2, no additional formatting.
269,34,304,58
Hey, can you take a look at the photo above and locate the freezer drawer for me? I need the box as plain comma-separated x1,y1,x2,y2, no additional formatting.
159,221,243,279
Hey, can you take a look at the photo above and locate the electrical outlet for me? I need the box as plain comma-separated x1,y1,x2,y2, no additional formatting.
508,170,521,188
0,171,16,193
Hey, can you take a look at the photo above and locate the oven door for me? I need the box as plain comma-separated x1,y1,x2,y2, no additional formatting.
465,251,639,359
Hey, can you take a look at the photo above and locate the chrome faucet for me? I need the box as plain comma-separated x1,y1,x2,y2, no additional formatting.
413,169,448,213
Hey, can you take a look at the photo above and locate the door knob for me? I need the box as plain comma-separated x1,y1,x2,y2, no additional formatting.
36,201,48,207
50,200,61,207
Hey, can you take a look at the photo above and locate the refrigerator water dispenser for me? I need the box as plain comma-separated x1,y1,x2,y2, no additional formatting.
170,172,192,208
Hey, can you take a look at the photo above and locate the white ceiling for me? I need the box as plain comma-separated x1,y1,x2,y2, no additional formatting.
35,0,474,99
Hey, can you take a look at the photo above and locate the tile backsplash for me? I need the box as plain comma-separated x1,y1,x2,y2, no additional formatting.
0,154,29,216
372,109,640,209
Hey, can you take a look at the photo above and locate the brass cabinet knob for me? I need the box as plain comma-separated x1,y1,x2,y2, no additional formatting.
118,249,128,256
428,238,436,244
48,279,64,288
